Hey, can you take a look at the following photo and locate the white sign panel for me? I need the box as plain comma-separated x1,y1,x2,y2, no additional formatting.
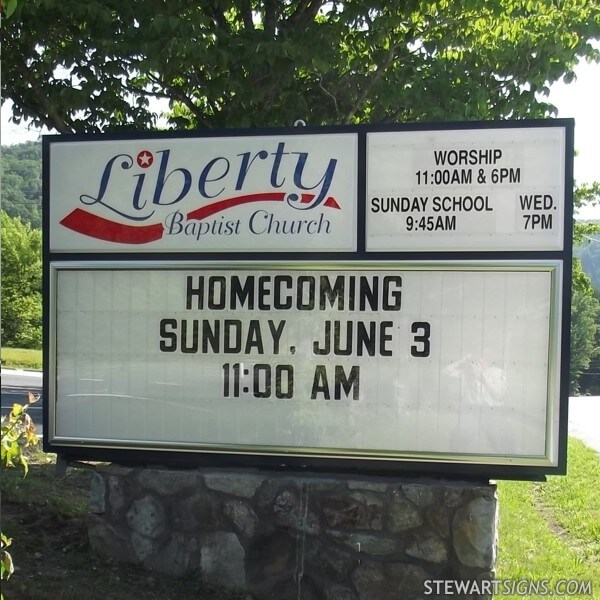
367,127,566,251
50,263,561,464
49,134,358,252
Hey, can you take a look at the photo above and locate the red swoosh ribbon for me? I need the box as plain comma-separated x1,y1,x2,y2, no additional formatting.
186,192,340,220
60,193,341,244
187,192,286,220
60,209,164,244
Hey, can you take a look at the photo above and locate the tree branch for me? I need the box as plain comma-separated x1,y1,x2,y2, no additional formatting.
205,3,230,31
240,0,254,29
264,0,278,34
316,74,340,119
285,0,324,28
13,57,75,133
146,73,214,128
344,41,397,124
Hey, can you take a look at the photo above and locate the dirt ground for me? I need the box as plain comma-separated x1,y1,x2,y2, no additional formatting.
1,456,245,600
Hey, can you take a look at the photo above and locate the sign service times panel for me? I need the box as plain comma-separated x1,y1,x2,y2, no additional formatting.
367,126,567,251
44,120,573,478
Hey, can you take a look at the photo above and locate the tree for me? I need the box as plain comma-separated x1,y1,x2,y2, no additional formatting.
2,0,600,132
573,230,600,393
577,233,600,291
2,0,599,383
574,182,600,291
570,259,600,393
1,212,42,349
1,142,42,229
569,182,600,392
570,183,600,391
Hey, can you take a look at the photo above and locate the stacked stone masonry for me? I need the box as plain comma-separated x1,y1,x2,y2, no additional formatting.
88,465,498,600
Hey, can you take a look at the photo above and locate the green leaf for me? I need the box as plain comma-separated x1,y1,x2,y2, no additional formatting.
1,548,15,580
3,0,18,18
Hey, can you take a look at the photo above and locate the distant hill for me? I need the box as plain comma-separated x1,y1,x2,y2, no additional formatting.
1,141,42,228
577,235,600,291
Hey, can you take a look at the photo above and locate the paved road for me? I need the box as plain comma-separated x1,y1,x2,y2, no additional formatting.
568,395,600,453
2,371,598,454
1,369,43,425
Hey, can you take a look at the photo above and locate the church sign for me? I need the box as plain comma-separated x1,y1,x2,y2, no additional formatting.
43,120,573,479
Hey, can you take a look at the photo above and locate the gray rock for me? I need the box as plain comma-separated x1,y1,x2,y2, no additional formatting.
201,532,246,591
130,531,156,562
405,531,447,563
479,485,498,501
223,498,259,539
325,584,359,600
402,484,437,507
387,491,422,533
105,464,135,477
137,468,199,496
268,578,319,600
347,481,389,493
352,561,428,600
149,533,199,576
444,487,465,508
204,472,264,498
89,472,106,514
327,531,397,556
88,517,131,562
246,533,295,584
474,571,495,600
424,503,451,539
273,488,320,534
305,538,356,578
351,558,386,598
452,496,497,568
321,492,382,530
387,562,429,596
173,491,225,531
126,495,166,539
300,477,342,494
255,479,299,513
108,475,126,516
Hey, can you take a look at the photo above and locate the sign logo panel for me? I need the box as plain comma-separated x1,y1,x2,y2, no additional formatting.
49,134,358,252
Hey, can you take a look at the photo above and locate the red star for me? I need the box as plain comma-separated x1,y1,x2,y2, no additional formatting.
136,150,154,168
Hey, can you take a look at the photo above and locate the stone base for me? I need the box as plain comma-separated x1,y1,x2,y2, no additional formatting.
88,465,497,600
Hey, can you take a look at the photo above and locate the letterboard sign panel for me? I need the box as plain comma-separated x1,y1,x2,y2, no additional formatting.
367,127,566,251
43,120,573,479
49,263,560,463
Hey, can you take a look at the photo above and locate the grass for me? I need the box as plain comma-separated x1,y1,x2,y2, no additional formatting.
496,438,600,599
1,347,42,370
538,438,600,563
0,448,87,519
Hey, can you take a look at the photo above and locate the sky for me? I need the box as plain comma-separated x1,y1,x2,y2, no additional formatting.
548,57,599,220
1,58,598,220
